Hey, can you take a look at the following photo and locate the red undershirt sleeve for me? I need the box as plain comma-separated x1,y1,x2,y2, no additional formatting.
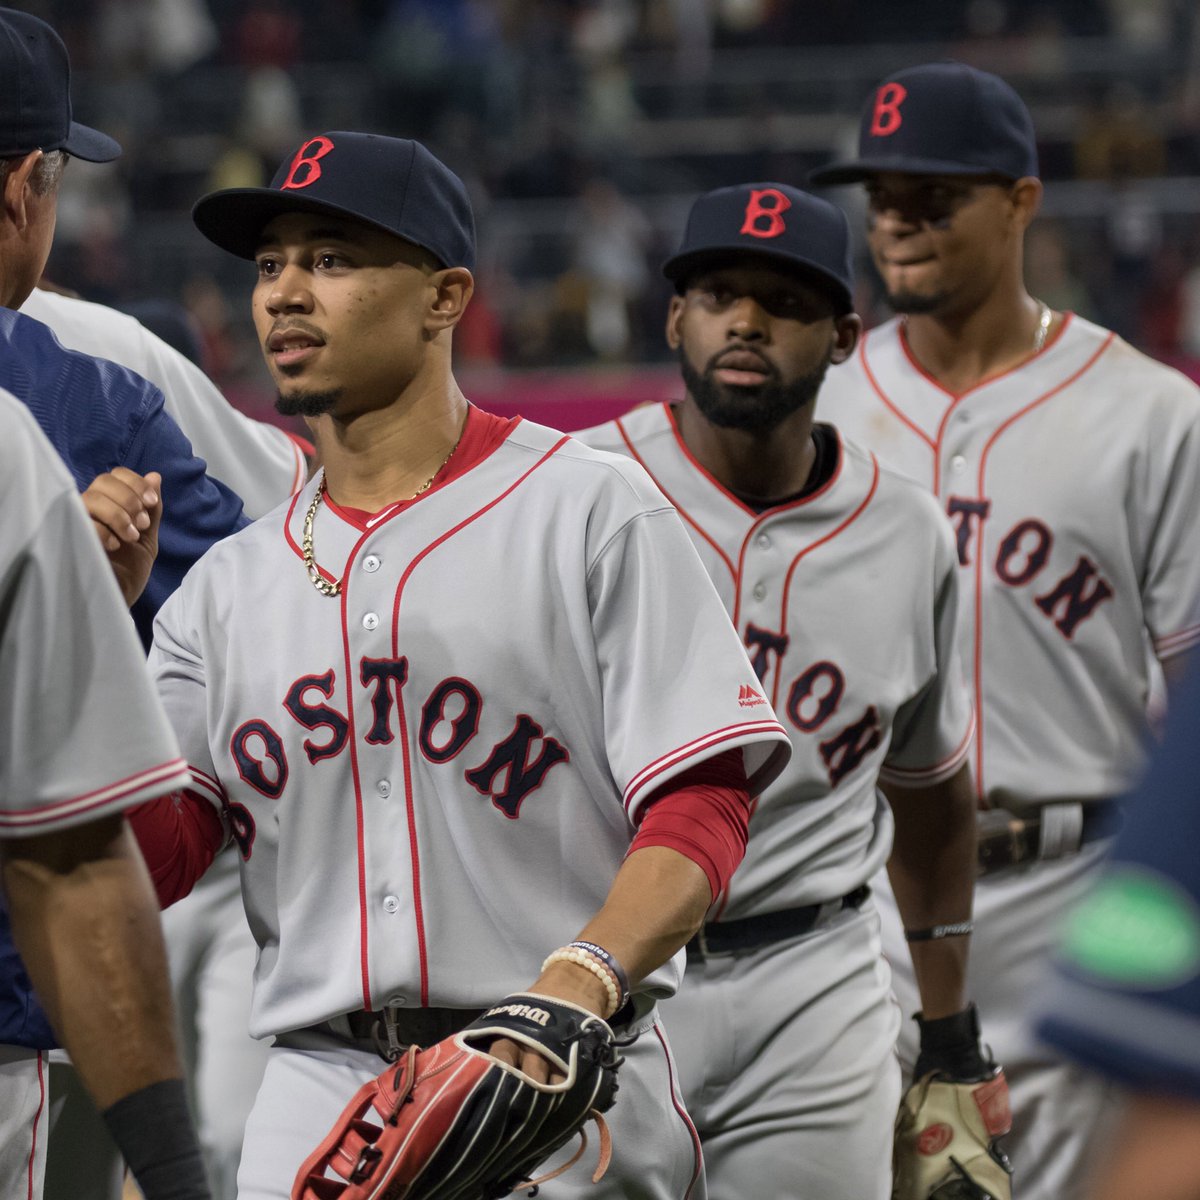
628,747,751,901
126,790,224,908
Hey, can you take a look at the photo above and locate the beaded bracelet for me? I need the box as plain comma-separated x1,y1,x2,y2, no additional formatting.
904,920,974,942
541,946,620,1018
564,940,631,1011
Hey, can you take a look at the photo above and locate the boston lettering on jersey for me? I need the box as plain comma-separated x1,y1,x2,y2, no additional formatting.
745,625,881,786
227,657,570,857
947,497,1115,639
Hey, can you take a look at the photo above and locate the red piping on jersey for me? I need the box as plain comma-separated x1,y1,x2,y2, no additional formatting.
770,454,880,711
635,405,849,633
377,434,573,1007
970,329,1115,800
25,1051,44,1200
652,1022,704,1200
185,767,229,810
904,315,1074,497
335,576,375,1008
305,412,523,1009
859,332,934,451
1154,622,1200,658
0,758,188,831
624,718,786,817
878,709,975,786
616,411,738,587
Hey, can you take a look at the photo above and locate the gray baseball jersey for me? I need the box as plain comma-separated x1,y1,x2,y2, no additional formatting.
818,312,1200,1200
819,313,1200,803
579,402,974,916
578,402,972,1200
149,414,790,1040
20,289,307,520
0,387,187,836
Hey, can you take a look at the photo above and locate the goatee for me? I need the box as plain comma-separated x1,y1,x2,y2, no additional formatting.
275,389,341,418
883,288,947,315
680,348,831,435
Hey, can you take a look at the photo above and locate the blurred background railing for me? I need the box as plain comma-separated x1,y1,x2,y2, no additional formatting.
21,0,1200,428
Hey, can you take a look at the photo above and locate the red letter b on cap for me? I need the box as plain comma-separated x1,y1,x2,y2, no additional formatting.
281,137,335,190
870,83,907,137
740,189,792,239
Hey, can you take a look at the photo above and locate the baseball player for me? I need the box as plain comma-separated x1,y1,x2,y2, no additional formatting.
1035,657,1200,1200
0,12,251,1199
577,183,991,1199
126,129,793,1200
0,388,210,1200
20,285,307,1200
810,61,1200,1199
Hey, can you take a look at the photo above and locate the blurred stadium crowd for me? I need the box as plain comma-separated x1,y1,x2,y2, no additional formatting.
18,0,1200,419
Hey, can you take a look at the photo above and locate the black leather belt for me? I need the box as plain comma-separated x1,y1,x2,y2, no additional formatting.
316,1005,481,1052
977,801,1120,876
687,885,871,960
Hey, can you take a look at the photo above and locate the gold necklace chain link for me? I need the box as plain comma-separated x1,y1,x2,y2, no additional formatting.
302,436,462,598
1032,300,1052,354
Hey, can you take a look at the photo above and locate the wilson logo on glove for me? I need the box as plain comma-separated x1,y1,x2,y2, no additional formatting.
292,993,622,1200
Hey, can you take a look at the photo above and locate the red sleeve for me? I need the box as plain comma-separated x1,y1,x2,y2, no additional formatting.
126,790,224,908
628,748,751,901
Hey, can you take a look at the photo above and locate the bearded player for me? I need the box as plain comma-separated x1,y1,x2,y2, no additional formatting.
579,183,1004,1200
811,61,1200,1199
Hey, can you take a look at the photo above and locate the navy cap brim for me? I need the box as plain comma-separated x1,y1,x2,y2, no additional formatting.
662,244,853,312
192,187,451,266
61,121,121,163
809,155,1018,185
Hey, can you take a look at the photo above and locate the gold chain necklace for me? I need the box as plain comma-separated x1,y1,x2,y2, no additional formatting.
302,437,462,598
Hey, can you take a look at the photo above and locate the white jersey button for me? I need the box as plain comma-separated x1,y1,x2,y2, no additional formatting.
363,554,381,573
756,533,770,549
752,583,767,601
383,894,400,913
385,994,408,1007
377,779,391,797
950,454,967,474
362,612,380,631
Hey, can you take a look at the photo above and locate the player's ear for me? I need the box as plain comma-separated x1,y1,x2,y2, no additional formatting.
665,295,685,351
425,267,474,333
2,150,42,230
1009,177,1042,232
830,312,862,365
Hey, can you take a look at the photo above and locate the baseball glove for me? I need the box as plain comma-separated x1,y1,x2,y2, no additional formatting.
892,1006,1013,1200
292,993,623,1200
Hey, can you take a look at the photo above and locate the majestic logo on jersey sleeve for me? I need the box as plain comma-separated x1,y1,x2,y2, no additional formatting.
740,189,792,239
947,496,1115,640
225,660,571,855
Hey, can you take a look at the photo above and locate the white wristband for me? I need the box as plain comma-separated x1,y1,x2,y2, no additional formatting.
540,947,620,1019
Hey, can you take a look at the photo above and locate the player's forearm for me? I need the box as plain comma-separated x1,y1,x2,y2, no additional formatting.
0,814,184,1108
883,763,977,1019
531,845,712,1015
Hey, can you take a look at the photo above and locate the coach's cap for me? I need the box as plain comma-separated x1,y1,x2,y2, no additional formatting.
808,61,1038,185
0,7,121,162
192,132,476,270
662,183,854,313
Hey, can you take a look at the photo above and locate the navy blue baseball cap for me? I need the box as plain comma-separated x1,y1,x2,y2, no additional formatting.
663,183,854,313
808,62,1038,185
192,132,476,271
0,7,121,162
